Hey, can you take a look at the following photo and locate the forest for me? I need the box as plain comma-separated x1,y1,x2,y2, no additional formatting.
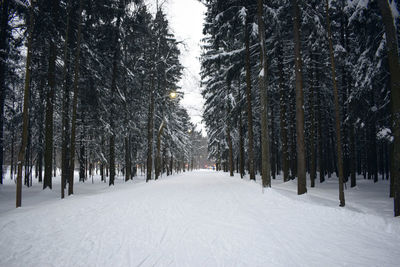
200,0,400,216
1,0,400,217
0,0,205,206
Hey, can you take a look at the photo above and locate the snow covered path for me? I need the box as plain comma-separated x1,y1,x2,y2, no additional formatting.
0,170,399,266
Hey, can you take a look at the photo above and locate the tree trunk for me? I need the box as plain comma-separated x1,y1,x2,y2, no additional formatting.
10,130,14,180
292,0,307,195
68,0,83,195
24,119,31,187
169,154,173,176
226,82,234,177
146,82,155,182
0,0,10,185
350,124,356,187
61,0,71,198
108,6,122,186
227,115,234,177
325,0,345,207
238,82,245,179
257,0,271,187
155,121,165,180
277,37,289,182
16,1,34,207
309,52,316,188
377,0,400,216
79,116,85,182
43,40,57,190
244,17,255,181
316,57,325,183
109,135,115,185
125,136,131,181
271,105,276,180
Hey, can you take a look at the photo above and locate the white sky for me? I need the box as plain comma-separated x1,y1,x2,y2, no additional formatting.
147,0,206,135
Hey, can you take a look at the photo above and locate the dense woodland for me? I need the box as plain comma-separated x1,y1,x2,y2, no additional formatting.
1,0,400,217
200,0,400,216
0,0,207,206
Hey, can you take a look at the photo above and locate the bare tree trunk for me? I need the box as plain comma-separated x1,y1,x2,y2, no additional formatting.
16,1,34,207
125,136,131,181
108,6,122,186
0,0,10,185
377,0,400,216
155,121,165,180
24,119,31,187
277,37,289,182
237,79,245,178
292,0,307,195
244,18,255,180
61,0,71,198
325,0,345,207
309,53,316,188
169,154,173,176
146,82,155,182
226,82,234,177
68,0,83,195
270,105,276,180
43,40,57,190
257,0,271,187
10,130,14,180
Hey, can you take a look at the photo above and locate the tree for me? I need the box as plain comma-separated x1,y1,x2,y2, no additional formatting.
292,0,306,195
377,0,400,216
68,0,83,195
16,0,34,207
325,0,345,207
257,0,271,187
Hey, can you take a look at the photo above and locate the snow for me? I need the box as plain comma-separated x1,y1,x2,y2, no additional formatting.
259,67,264,77
239,7,247,25
377,127,393,141
0,170,399,266
390,0,399,23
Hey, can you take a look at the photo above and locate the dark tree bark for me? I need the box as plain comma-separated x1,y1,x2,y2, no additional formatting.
16,0,34,207
227,111,234,177
292,0,307,195
10,130,14,180
0,0,10,184
271,105,276,180
146,82,155,182
244,17,255,180
155,121,165,180
108,5,122,186
340,1,350,184
226,82,234,177
257,0,271,187
68,0,83,195
24,118,31,187
237,79,245,178
125,136,131,181
325,0,345,207
309,52,316,188
377,0,400,216
79,115,85,182
43,41,57,190
61,0,71,198
316,57,325,183
277,37,289,182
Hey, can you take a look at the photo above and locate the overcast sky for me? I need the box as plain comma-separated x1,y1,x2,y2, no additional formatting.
149,0,206,134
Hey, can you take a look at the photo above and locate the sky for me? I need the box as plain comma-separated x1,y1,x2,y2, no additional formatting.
148,0,207,135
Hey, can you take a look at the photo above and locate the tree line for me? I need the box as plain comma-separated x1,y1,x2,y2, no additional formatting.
200,0,400,216
0,0,201,207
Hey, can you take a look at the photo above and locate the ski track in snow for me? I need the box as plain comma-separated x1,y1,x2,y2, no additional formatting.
0,170,399,267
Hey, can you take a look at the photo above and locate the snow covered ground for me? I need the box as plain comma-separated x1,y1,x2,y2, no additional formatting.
0,170,399,266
